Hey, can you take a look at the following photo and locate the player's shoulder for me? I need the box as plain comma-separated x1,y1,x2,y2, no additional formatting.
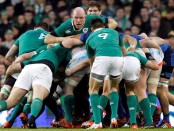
86,14,104,21
61,18,72,26
102,28,119,35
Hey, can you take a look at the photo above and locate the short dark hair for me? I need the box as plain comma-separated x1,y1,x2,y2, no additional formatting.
35,22,49,31
24,10,33,14
87,1,101,11
91,18,105,30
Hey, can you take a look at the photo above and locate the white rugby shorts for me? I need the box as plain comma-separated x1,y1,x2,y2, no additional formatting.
14,64,53,92
122,56,141,82
91,56,124,79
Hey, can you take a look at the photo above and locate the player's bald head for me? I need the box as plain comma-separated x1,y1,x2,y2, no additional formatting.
72,7,86,17
72,7,86,30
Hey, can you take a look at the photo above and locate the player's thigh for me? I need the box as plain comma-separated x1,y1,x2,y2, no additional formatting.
122,56,141,82
110,56,124,77
91,56,110,77
32,64,53,94
6,87,28,108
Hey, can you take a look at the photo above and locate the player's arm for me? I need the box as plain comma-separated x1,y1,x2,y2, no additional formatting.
119,34,127,56
5,45,18,63
140,54,159,70
86,40,95,67
68,33,89,45
44,34,82,45
121,46,127,56
88,56,95,68
14,52,34,63
108,18,117,29
14,45,47,63
44,34,68,44
139,33,148,39
145,60,159,70
62,37,83,48
149,37,166,46
71,34,82,39
5,62,22,79
123,35,137,51
45,20,71,44
140,39,161,49
139,33,166,46
65,59,90,76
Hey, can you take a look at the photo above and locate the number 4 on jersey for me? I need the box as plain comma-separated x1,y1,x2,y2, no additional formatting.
39,33,46,39
98,33,108,39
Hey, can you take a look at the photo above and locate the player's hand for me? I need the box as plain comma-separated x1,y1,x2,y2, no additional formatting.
139,33,148,39
65,68,72,76
44,34,56,44
127,46,135,52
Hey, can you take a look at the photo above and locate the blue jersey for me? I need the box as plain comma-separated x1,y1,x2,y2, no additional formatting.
160,44,174,78
130,34,144,41
119,33,144,41
160,44,174,67
80,32,92,43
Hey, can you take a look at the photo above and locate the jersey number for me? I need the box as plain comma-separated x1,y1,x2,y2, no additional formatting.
98,33,108,39
39,33,46,39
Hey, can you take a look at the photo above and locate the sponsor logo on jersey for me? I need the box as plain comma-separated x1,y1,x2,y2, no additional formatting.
65,29,71,34
83,28,88,33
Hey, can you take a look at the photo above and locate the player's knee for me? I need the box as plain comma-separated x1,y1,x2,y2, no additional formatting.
102,88,109,97
26,92,33,102
147,78,159,86
110,75,122,86
33,86,49,100
158,81,168,88
6,98,20,109
0,92,8,100
157,87,166,97
64,77,79,87
0,86,11,100
88,86,99,94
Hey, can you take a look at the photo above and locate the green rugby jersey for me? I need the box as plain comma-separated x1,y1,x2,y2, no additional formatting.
127,52,148,66
51,14,107,37
14,28,49,55
86,28,124,58
26,44,70,74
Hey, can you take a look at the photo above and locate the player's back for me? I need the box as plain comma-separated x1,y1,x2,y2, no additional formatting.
30,44,70,74
17,29,49,55
86,28,123,57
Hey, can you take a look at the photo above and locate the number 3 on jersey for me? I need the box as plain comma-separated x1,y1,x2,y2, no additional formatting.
98,33,108,39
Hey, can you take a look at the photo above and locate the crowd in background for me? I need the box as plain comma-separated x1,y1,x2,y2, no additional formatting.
0,0,174,87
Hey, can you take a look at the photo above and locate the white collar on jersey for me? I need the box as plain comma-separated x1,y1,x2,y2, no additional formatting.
94,28,103,32
34,27,44,30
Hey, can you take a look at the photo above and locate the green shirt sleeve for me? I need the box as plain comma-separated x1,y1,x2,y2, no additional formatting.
139,54,148,66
